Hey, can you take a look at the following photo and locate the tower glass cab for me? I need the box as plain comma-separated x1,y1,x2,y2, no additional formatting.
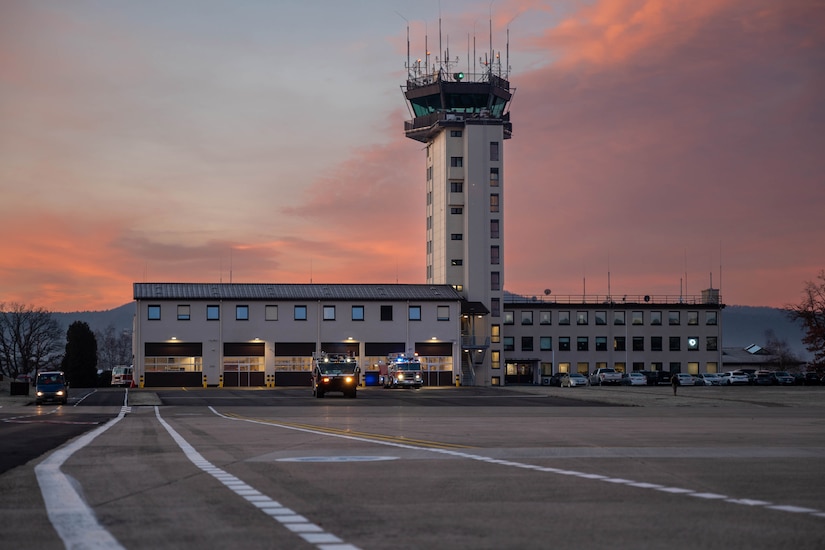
403,64,513,386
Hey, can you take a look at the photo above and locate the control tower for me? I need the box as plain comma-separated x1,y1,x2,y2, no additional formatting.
402,46,514,386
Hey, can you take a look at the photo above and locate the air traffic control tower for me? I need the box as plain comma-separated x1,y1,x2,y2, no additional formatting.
403,51,513,386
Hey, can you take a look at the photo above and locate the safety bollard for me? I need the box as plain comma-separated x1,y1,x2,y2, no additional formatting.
455,374,460,387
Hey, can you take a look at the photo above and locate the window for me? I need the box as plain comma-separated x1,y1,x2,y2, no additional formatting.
595,337,608,351
352,306,364,321
688,311,699,325
521,311,533,325
236,305,249,321
265,305,278,321
540,337,552,351
490,141,500,161
491,350,501,370
323,306,335,321
687,337,699,351
451,233,463,240
451,181,463,192
490,194,499,213
595,311,607,325
437,306,450,321
491,324,501,343
491,246,500,265
707,336,718,351
381,305,393,321
148,305,161,320
669,336,681,351
614,337,626,351
409,305,421,321
614,311,626,325
651,311,662,325
451,259,463,266
706,311,718,325
651,336,663,351
632,337,644,351
491,271,500,291
521,337,533,352
451,207,463,214
177,305,190,321
503,337,515,351
490,219,500,239
669,311,680,325
632,311,643,325
576,311,588,325
294,305,307,321
503,311,514,325
450,156,463,167
577,337,589,351
559,311,571,325
540,311,552,325
559,337,571,351
450,130,462,137
207,305,220,321
490,167,499,187
491,298,500,317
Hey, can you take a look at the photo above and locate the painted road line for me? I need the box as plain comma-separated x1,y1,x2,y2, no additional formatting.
213,407,825,521
154,406,360,550
35,393,129,550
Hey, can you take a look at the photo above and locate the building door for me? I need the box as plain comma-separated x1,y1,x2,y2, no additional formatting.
505,362,534,385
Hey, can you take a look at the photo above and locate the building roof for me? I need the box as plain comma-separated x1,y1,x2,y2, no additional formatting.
134,283,464,302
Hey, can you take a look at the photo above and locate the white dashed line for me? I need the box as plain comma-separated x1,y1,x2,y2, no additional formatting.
154,406,361,550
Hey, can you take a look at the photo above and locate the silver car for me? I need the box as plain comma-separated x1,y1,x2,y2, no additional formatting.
719,372,749,385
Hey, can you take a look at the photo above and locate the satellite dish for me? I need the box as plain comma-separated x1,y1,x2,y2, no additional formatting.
544,289,551,295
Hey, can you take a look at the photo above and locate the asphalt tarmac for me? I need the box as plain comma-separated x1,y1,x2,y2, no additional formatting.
1,380,824,549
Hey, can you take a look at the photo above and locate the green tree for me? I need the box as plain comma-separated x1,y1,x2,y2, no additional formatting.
61,321,98,387
0,303,62,378
787,270,825,367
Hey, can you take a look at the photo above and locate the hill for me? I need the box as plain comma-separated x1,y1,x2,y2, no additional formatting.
49,302,812,361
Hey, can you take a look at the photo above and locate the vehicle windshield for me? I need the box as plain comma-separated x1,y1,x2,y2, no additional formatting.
775,372,789,376
570,373,585,378
318,362,357,375
398,362,421,371
37,373,64,384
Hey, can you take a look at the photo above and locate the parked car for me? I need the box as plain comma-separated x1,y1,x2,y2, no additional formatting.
719,372,750,385
566,373,589,387
734,369,757,384
695,373,721,386
803,372,821,386
773,371,795,386
754,371,776,386
621,372,648,386
675,373,696,386
589,368,622,386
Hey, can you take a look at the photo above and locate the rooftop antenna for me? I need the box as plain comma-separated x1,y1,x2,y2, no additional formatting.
229,248,233,284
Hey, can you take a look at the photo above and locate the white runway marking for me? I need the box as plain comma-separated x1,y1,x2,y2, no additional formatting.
35,394,129,549
209,406,825,521
155,406,360,550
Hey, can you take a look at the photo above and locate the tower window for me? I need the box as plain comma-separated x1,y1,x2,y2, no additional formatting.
490,219,500,238
450,130,463,137
490,168,499,187
490,194,499,213
490,246,500,265
450,181,463,192
490,141,500,161
451,234,463,240
451,259,463,266
451,207,463,214
450,157,463,167
491,271,500,291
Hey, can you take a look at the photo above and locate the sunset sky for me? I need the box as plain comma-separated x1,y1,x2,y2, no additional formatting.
2,0,823,312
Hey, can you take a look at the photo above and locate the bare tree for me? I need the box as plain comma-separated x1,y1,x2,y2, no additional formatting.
762,329,800,370
96,324,133,372
0,303,63,378
786,270,825,367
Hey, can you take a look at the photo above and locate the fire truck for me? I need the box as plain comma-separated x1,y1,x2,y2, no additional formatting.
311,352,359,398
383,353,423,389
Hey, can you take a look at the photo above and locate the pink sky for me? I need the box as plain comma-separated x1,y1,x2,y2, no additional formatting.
1,0,823,312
